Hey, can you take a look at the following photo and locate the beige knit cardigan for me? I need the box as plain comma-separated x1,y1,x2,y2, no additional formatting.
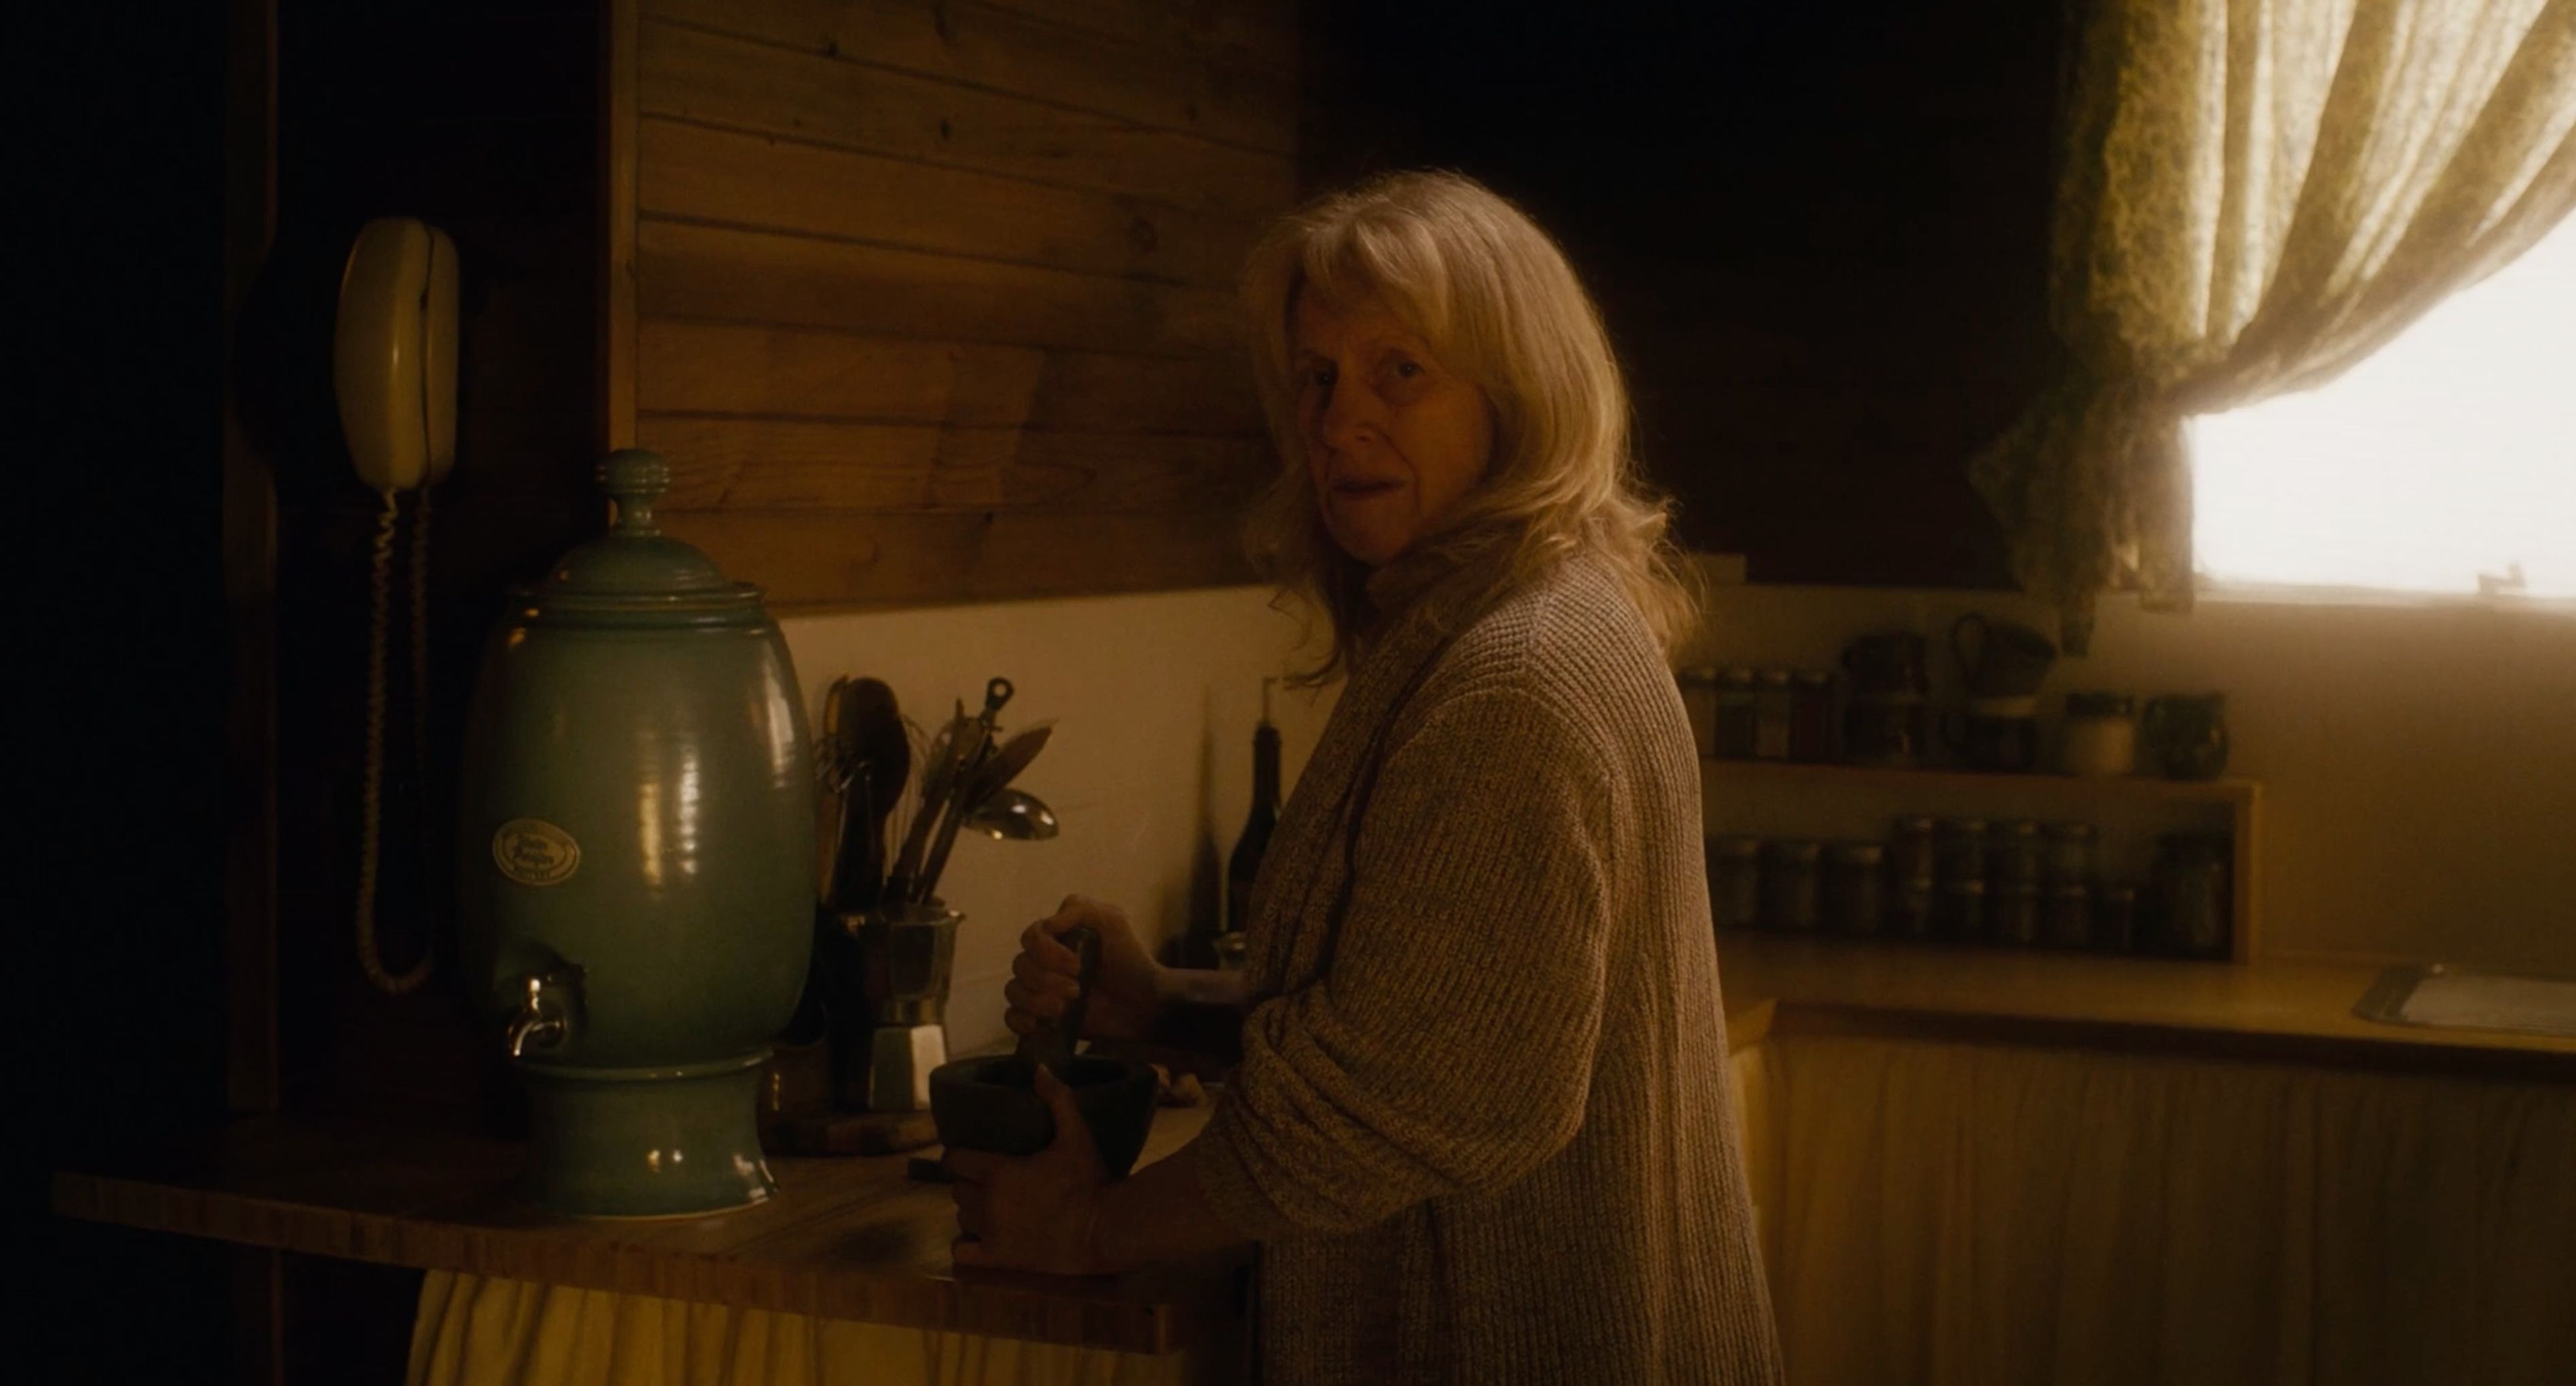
1192,551,1783,1385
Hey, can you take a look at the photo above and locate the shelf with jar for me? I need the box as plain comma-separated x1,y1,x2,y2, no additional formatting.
1679,617,2258,962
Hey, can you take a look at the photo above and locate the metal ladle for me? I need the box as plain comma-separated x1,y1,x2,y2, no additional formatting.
961,788,1057,841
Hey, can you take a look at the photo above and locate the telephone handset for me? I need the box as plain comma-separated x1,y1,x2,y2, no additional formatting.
335,217,458,995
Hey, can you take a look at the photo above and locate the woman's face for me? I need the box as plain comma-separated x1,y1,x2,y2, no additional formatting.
1291,290,1495,568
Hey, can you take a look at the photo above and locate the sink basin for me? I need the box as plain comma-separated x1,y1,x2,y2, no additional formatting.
2355,963,2576,1038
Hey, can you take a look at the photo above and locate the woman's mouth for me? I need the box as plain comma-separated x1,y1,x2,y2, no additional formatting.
1331,478,1401,499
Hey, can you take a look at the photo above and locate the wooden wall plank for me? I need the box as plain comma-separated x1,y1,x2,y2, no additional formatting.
603,0,640,450
639,117,1257,287
638,416,1270,512
645,0,1294,153
636,321,1265,434
635,218,1240,355
638,19,1292,220
659,510,1258,608
971,0,1296,72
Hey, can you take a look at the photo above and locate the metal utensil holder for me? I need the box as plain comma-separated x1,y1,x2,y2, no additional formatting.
828,900,961,1112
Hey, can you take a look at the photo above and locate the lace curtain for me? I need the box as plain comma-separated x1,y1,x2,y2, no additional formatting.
1973,0,2576,650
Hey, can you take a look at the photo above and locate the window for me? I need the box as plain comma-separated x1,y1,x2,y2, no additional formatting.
2189,213,2576,600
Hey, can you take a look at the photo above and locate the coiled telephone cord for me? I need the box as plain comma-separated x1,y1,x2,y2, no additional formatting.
356,485,435,995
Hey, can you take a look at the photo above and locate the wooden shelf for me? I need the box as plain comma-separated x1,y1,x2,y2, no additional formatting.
1701,757,2258,804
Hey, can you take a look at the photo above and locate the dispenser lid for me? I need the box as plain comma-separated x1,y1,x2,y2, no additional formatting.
521,450,764,625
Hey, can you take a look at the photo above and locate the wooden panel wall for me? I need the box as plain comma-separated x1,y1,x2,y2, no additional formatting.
616,0,1301,609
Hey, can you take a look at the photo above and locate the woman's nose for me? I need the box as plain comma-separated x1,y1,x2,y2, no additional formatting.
1318,380,1384,451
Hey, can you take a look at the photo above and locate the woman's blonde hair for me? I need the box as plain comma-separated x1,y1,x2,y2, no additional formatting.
1239,168,1698,683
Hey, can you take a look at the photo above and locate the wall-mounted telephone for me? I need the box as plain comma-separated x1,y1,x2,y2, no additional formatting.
335,217,458,995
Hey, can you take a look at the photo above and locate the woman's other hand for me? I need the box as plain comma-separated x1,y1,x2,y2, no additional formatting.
1004,895,1166,1043
947,1063,1113,1275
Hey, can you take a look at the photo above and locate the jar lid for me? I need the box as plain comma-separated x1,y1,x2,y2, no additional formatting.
1707,835,1761,858
2044,820,2098,840
1676,667,1719,686
1995,819,2041,837
1793,671,1833,688
1719,667,1757,685
1762,839,1823,860
1756,668,1794,686
1937,817,1989,835
2066,691,2137,716
1890,815,1937,833
517,450,764,627
1827,841,1885,864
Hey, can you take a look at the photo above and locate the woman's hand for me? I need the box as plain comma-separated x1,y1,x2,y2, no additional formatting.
1004,896,1166,1043
946,1063,1114,1275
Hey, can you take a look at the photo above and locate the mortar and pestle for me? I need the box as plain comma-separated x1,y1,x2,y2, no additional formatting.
928,925,1159,1177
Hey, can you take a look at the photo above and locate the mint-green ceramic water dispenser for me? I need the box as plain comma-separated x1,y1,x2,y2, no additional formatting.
459,449,812,1218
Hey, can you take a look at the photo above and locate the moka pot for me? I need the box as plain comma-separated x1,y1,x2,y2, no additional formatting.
458,449,812,1217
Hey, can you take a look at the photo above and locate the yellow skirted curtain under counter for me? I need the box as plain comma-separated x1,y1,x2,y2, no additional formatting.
1974,0,2576,648
1765,1036,2576,1386
403,1276,1194,1386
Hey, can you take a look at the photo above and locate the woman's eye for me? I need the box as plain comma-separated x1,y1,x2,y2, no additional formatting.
1391,359,1423,380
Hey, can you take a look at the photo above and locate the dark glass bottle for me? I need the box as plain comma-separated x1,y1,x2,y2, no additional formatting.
1218,680,1283,962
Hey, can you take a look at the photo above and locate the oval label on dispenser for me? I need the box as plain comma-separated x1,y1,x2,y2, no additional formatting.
492,818,581,887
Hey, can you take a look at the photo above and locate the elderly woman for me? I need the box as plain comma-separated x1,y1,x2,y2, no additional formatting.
945,170,1782,1383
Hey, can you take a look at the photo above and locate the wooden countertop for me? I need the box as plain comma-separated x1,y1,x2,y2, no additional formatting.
50,1104,1239,1355
1716,934,2576,1079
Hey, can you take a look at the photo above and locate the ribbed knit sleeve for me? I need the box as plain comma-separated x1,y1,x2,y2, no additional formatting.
1194,682,1617,1239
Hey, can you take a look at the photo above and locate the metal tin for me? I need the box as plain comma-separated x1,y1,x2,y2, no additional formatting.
1707,835,1762,932
1760,839,1823,931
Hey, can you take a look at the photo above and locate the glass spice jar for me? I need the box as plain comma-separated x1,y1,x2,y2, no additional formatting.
2041,820,2097,889
1988,819,2043,888
1706,835,1762,933
2044,884,2093,950
1935,878,1987,943
1991,882,2041,947
1823,841,1885,936
1760,839,1823,931
1752,670,1795,760
2094,885,2139,953
1889,877,1936,941
2060,692,2140,777
1678,668,1720,759
1788,672,1836,763
1713,668,1759,759
1887,815,1938,886
1934,818,1989,888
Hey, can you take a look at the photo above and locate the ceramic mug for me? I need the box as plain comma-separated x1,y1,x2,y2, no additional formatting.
1950,613,2057,698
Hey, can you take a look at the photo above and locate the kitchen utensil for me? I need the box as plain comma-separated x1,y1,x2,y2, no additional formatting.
889,680,1013,904
885,702,975,903
914,721,1051,904
2142,692,2231,780
2060,691,2140,777
928,924,1159,1177
1950,612,2057,697
828,678,906,910
963,788,1058,841
458,450,810,1217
